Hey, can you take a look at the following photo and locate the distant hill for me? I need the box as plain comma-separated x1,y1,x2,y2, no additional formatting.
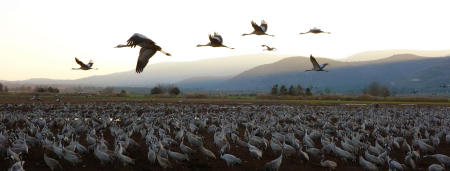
345,49,450,61
6,54,291,87
181,54,450,94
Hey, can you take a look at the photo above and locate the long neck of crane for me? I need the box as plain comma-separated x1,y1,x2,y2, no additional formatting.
115,44,130,48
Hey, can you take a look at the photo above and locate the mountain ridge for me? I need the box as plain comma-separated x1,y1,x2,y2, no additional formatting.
212,55,450,94
3,53,449,94
344,49,450,61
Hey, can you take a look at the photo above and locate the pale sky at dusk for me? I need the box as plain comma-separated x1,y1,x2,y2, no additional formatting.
1,0,449,81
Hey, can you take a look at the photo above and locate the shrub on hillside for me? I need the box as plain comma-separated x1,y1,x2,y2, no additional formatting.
169,87,181,95
151,86,163,95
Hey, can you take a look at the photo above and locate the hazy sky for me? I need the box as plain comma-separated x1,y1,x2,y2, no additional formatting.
1,0,449,81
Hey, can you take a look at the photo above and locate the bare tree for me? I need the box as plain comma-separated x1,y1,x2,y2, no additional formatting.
363,82,390,97
368,82,381,96
380,86,390,97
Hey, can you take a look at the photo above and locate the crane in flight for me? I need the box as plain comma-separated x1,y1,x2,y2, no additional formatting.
115,33,171,73
197,32,234,49
242,20,274,37
261,45,277,51
300,27,331,35
72,57,97,70
305,55,329,72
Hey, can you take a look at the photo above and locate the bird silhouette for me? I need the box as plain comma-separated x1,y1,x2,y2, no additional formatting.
242,20,274,37
197,32,234,49
305,55,329,72
300,27,330,34
262,45,277,51
115,33,171,73
72,58,97,70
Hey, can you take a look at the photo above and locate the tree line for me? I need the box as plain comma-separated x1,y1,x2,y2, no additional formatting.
0,83,8,92
34,86,60,93
270,82,390,97
270,84,312,96
151,85,181,96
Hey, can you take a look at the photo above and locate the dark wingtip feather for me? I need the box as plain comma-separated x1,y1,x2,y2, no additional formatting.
136,64,143,73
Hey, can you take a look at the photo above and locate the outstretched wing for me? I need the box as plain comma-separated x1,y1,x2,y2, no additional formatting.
87,60,94,68
310,55,320,69
251,21,263,32
215,33,223,43
260,20,268,32
209,32,223,44
136,47,157,73
126,33,155,48
208,34,214,43
75,58,88,68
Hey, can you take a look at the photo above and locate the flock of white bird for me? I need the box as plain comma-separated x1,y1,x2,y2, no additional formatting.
1,102,449,171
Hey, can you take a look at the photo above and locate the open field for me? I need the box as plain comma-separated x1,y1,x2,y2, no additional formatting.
0,93,449,105
0,94,449,171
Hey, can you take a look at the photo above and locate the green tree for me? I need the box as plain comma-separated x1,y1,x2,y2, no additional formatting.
3,86,8,92
305,88,312,96
288,85,296,96
36,87,46,93
0,83,3,92
118,90,128,97
151,86,163,95
47,87,59,93
280,85,288,95
271,84,279,95
169,87,181,95
296,85,304,96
